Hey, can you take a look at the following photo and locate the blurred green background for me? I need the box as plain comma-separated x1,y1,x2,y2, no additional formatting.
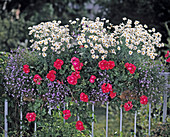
0,0,170,136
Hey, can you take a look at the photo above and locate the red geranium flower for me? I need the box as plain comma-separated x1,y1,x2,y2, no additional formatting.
89,75,96,83
80,92,88,102
74,62,83,71
47,70,56,81
98,60,108,70
26,112,36,122
165,51,169,57
124,101,133,111
63,109,71,120
67,75,77,85
108,61,115,69
140,95,148,105
75,121,85,131
33,74,42,85
23,64,30,73
71,71,81,79
71,57,83,71
53,59,64,70
71,57,80,64
101,83,113,93
110,91,116,99
125,62,136,74
166,57,170,63
98,60,115,70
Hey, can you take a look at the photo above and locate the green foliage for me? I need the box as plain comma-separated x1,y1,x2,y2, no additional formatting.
151,123,170,137
0,14,33,51
0,0,91,52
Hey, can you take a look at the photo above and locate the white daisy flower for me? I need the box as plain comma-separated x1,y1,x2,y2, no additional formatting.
129,51,133,55
90,49,95,54
42,52,47,57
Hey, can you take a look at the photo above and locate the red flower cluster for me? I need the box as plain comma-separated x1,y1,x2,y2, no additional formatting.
53,59,64,70
63,109,71,120
75,121,85,131
98,60,115,70
23,64,30,73
26,112,36,122
80,92,88,102
72,71,81,79
140,95,148,105
67,71,81,85
165,51,170,63
101,83,113,93
125,62,136,74
110,90,116,99
71,57,83,71
89,75,96,83
124,101,133,111
47,70,56,81
33,74,42,85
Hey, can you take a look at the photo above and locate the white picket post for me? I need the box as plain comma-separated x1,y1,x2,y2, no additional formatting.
20,94,23,137
160,72,169,123
106,102,109,137
163,73,168,123
34,111,37,137
92,103,94,137
148,102,151,136
48,104,51,115
4,99,8,137
120,106,122,136
77,114,79,121
63,103,65,124
134,111,137,137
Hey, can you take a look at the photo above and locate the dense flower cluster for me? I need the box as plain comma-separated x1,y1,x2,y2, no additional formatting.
53,59,64,70
75,121,85,131
124,101,133,111
33,74,42,85
26,112,36,122
23,64,30,73
110,90,116,99
47,70,56,82
140,95,148,105
4,48,36,99
98,60,115,70
63,109,71,120
80,92,88,102
71,57,83,71
4,17,166,134
101,83,113,93
89,75,96,83
125,62,136,74
29,17,164,60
